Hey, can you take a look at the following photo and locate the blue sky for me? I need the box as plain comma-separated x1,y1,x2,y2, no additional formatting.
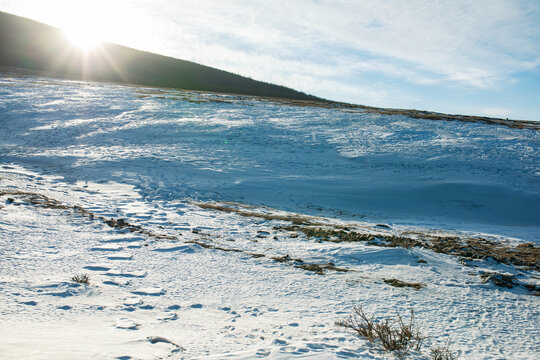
1,0,540,120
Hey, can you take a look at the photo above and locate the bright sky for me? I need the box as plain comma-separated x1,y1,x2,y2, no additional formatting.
2,0,540,120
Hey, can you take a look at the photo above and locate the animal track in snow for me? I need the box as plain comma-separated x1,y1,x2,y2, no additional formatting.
105,269,147,278
100,235,144,243
131,287,166,296
115,318,140,330
107,252,133,260
91,244,123,251
83,263,114,271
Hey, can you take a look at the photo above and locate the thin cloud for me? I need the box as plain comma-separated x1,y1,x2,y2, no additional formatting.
135,0,540,91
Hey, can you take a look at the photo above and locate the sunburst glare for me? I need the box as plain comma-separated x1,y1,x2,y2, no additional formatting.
63,26,103,51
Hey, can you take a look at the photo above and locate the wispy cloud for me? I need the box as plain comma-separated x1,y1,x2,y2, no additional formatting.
132,0,540,99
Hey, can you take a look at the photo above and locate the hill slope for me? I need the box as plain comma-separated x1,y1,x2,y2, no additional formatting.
2,11,538,130
0,11,318,100
1,73,539,359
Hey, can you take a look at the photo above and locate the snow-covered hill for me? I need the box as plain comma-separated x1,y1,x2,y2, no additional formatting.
1,73,539,359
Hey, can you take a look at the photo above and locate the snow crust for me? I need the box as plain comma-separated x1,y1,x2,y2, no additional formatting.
1,73,539,359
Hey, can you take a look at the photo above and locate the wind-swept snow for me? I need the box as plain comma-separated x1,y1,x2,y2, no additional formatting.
0,73,539,359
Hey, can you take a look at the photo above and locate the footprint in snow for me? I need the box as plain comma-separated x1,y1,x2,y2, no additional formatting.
220,307,241,321
91,244,123,251
152,243,200,253
243,306,262,316
174,226,191,231
21,300,38,306
83,263,114,271
306,343,338,350
123,296,142,306
33,281,85,297
107,252,133,260
255,349,271,357
100,235,144,243
103,279,130,286
115,318,140,330
158,312,178,322
279,345,305,354
147,336,184,352
105,269,146,278
131,287,165,296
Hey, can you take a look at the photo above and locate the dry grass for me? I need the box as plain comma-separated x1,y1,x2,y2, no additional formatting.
384,278,425,290
427,237,540,270
0,191,175,240
197,201,540,272
196,203,317,225
271,254,303,263
186,240,243,253
1,192,356,276
262,97,540,130
338,306,461,359
243,93,540,131
297,262,350,275
337,306,424,358
271,254,350,275
431,339,458,360
71,274,90,285
277,225,374,242
4,192,537,281
280,224,539,271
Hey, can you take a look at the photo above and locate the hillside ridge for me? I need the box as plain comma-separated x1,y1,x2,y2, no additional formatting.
0,11,318,101
1,11,538,130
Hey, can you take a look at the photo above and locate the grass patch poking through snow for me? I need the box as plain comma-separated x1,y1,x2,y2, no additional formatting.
71,274,90,285
337,306,424,358
431,338,459,360
384,278,425,290
337,306,461,359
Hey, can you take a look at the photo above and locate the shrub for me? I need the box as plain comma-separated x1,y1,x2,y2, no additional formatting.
431,338,458,360
71,274,90,285
336,306,423,358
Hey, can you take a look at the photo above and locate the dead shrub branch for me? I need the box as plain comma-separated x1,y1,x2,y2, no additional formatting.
337,306,423,358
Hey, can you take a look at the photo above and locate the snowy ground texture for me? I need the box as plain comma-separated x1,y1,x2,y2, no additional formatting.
0,72,539,359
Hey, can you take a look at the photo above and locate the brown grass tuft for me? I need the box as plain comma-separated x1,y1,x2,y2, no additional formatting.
384,278,425,290
71,273,90,285
337,306,424,358
431,338,458,360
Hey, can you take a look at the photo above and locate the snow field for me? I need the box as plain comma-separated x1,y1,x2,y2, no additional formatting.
1,166,538,359
1,73,539,358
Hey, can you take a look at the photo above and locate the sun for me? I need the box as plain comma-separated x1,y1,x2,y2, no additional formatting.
63,27,103,51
